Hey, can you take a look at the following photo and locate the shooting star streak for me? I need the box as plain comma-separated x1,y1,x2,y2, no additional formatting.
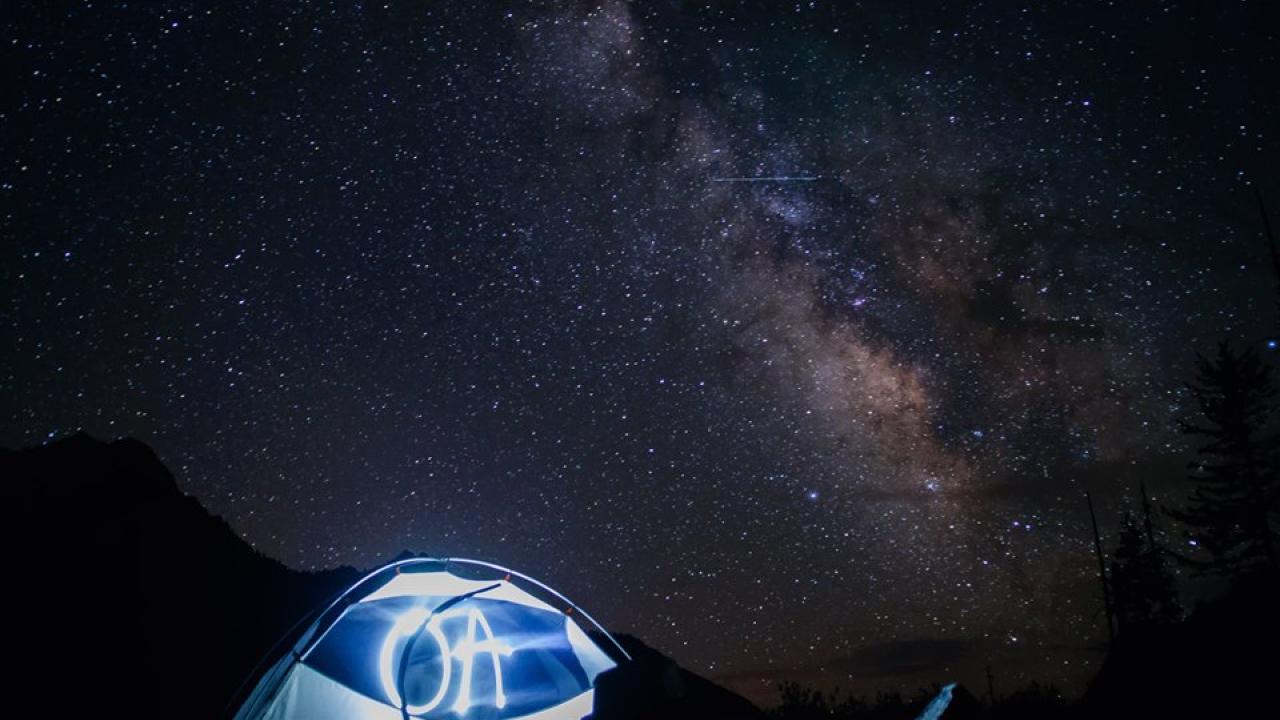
710,176,821,183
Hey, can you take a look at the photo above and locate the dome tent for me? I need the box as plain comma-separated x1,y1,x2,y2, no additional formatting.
232,557,627,720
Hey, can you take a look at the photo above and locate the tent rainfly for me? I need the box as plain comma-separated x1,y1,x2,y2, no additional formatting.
232,558,627,720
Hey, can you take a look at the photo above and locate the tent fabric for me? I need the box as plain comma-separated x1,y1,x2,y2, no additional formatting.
261,665,403,720
233,559,622,720
361,572,562,612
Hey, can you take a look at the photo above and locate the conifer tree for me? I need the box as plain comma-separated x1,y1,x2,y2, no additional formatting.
1108,510,1181,630
1168,341,1280,578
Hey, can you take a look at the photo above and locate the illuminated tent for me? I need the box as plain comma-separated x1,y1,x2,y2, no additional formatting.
233,558,626,720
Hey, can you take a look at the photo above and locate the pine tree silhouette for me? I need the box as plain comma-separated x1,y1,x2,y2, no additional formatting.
1108,510,1181,631
1167,341,1280,578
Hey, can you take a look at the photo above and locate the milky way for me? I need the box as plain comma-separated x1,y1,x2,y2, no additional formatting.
4,0,1278,703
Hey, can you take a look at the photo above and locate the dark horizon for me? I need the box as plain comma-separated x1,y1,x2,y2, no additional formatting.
5,1,1279,712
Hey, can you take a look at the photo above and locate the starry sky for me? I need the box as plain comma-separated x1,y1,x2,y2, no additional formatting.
4,0,1279,705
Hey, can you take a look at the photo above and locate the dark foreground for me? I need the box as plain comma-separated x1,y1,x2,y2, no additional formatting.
3,434,1276,718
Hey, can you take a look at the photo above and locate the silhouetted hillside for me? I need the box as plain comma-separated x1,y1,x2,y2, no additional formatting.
1,433,360,717
593,632,764,720
1079,570,1280,717
0,434,763,719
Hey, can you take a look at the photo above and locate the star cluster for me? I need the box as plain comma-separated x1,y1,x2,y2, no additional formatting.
4,0,1278,703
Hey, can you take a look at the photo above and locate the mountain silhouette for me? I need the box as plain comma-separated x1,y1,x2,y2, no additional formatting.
592,632,764,719
0,433,762,719
2,433,360,716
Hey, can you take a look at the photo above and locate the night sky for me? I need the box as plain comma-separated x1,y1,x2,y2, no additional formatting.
4,0,1279,705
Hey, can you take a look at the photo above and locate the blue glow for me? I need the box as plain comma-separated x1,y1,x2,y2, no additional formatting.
379,607,513,716
244,559,621,720
914,683,956,720
379,609,452,714
451,609,514,713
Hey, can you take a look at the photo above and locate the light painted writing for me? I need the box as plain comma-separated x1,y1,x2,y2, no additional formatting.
379,607,514,716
